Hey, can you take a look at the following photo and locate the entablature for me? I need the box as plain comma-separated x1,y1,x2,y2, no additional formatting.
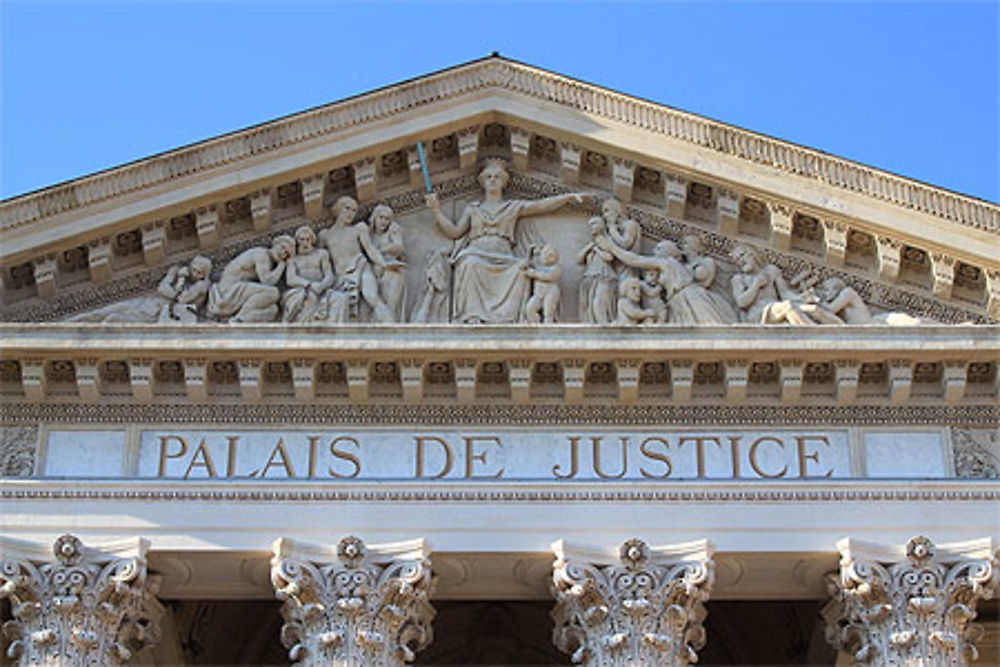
1,324,996,408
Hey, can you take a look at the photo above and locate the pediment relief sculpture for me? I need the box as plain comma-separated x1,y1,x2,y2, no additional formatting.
64,161,944,327
426,159,589,324
68,255,214,324
3,58,997,329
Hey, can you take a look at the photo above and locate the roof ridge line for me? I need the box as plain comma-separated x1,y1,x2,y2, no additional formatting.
2,57,997,235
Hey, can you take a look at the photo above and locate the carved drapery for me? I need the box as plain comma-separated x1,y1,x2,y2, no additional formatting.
0,534,162,666
270,536,434,666
822,535,999,666
551,538,714,666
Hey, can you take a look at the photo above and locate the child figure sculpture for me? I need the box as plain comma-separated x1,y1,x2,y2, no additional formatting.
522,244,562,324
640,268,668,324
616,277,657,325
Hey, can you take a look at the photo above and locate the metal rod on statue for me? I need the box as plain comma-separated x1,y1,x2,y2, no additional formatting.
416,141,432,194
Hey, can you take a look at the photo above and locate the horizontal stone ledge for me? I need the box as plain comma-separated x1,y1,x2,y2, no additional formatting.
2,323,998,356
2,478,999,503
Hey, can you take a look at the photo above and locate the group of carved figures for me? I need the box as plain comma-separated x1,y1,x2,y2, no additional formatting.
74,198,410,325
73,160,917,327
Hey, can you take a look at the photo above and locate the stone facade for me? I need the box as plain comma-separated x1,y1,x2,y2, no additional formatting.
1,57,998,665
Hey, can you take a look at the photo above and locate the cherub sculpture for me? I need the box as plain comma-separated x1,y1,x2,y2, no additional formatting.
521,244,562,323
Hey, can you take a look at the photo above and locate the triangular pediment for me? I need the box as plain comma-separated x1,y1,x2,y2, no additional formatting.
1,56,997,325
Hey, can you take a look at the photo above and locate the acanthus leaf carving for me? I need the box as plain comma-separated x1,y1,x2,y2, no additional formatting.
270,536,435,667
822,535,999,666
0,534,162,666
551,538,714,666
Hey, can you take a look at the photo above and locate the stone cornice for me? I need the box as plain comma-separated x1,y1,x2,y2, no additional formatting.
2,324,995,410
2,323,997,357
1,57,997,237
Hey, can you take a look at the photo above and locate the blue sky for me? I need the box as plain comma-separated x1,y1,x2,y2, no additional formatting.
2,1,998,202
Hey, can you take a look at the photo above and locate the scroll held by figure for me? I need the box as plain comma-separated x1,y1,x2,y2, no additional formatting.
425,159,588,324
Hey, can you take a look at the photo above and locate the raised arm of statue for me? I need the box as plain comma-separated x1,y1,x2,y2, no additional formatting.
607,217,639,252
519,192,588,217
425,193,471,240
596,236,660,272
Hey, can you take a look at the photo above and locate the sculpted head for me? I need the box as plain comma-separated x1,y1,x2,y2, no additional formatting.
620,277,642,301
271,235,296,261
731,243,761,272
369,204,393,234
478,159,510,193
601,198,623,222
331,196,359,224
682,234,705,256
653,240,681,259
821,276,847,299
295,225,317,254
189,255,212,280
587,216,606,237
643,268,660,285
539,244,559,265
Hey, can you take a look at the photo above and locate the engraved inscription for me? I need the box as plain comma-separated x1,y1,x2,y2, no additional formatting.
139,429,858,481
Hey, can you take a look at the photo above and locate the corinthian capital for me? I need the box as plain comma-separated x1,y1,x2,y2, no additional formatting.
823,535,999,665
270,536,435,666
0,534,162,666
551,538,714,666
